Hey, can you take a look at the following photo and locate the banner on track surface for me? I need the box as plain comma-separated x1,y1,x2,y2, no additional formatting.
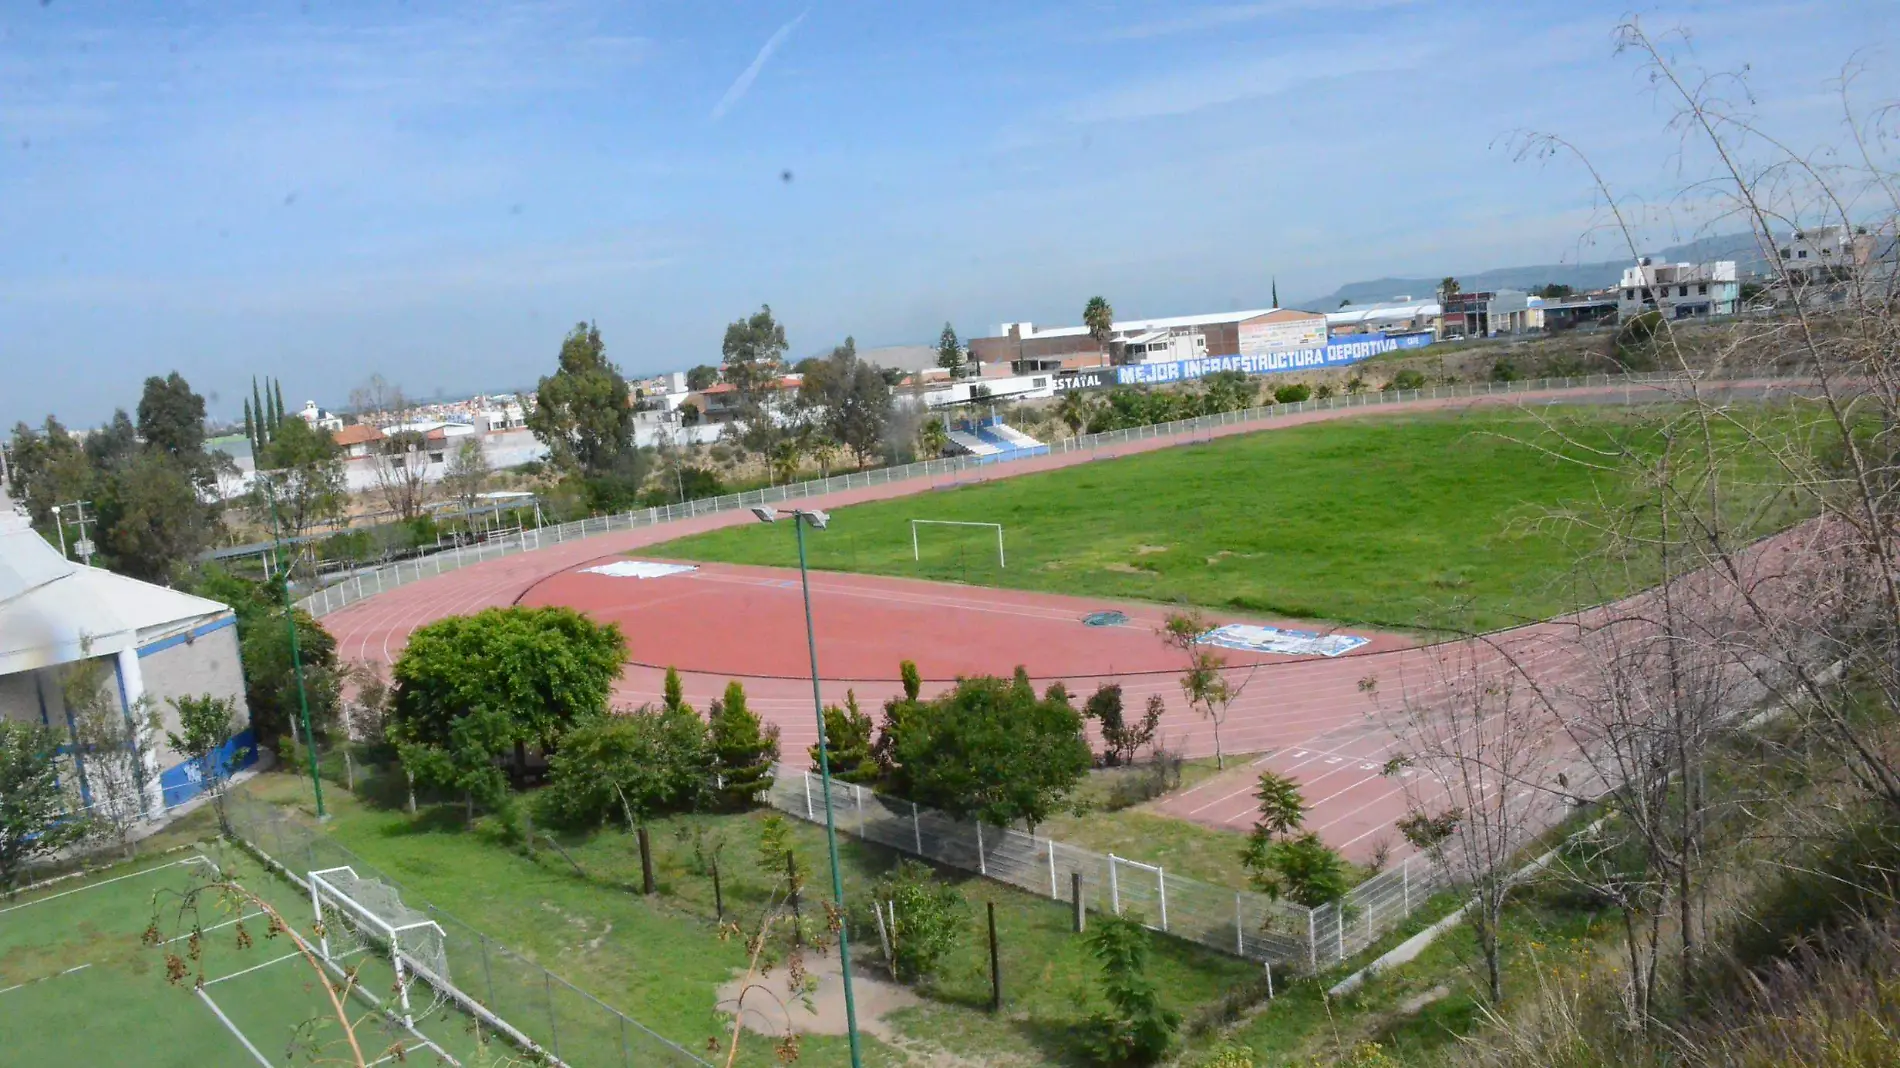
1199,624,1369,658
580,561,699,580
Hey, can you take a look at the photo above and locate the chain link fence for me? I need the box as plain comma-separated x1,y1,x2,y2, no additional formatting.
765,769,1454,972
224,793,711,1068
300,371,1716,619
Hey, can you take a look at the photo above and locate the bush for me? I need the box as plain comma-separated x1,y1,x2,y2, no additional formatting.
1490,358,1521,382
1384,369,1426,392
1613,310,1664,371
1082,915,1181,1065
870,859,966,983
1272,383,1312,405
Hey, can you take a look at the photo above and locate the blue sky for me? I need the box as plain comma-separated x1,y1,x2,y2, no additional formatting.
2,0,1894,426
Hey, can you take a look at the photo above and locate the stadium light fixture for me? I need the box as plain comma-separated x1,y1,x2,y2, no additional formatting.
751,505,861,1067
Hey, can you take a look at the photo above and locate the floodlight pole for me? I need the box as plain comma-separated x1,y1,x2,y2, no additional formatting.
263,471,327,819
792,512,865,1068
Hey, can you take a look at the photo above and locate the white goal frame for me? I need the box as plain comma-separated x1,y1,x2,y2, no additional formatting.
309,866,449,1029
910,520,1006,569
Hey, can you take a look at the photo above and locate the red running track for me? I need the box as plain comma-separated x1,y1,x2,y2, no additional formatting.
318,382,1798,862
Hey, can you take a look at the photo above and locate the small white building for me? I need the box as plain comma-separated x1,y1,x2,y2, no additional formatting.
923,373,1057,409
297,400,344,433
0,497,255,817
1618,258,1740,320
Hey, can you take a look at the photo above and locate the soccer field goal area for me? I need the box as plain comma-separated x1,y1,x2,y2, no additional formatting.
910,519,1006,569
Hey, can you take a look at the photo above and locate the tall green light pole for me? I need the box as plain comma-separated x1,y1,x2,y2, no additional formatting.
750,505,862,1068
262,470,326,819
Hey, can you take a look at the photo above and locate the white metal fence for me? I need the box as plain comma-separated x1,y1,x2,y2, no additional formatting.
766,769,1455,972
300,371,1724,619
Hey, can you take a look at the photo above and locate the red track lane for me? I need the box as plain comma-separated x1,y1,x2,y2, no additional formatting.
317,382,1801,863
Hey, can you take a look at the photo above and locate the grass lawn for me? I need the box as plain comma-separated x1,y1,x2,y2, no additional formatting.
645,408,1760,632
240,771,1262,1067
0,838,512,1068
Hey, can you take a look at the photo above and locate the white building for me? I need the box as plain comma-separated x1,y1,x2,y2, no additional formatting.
297,400,344,433
0,497,255,817
1618,258,1740,320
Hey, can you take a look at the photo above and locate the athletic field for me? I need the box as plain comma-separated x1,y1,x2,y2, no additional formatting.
0,843,511,1068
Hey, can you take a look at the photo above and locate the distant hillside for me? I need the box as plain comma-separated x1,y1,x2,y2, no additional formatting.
1297,232,1767,310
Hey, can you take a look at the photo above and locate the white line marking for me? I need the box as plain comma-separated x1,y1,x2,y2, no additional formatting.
197,987,274,1067
161,910,267,946
0,860,187,915
0,963,92,996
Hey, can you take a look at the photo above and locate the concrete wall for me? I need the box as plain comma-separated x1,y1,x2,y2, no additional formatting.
137,618,249,774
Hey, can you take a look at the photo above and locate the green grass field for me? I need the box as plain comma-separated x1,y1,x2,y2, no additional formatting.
646,408,1799,632
240,771,1262,1067
0,840,510,1068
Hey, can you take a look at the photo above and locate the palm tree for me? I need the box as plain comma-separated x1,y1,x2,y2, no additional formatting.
769,438,802,485
1083,296,1115,362
917,417,949,459
809,438,839,478
1439,276,1462,302
1055,391,1097,439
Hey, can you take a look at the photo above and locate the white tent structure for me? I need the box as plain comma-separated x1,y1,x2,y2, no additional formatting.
0,495,253,815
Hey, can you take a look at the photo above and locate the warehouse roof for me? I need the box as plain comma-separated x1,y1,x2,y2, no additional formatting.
1003,307,1307,342
0,497,233,675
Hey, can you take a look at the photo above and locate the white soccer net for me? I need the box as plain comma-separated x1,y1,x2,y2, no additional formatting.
309,866,451,1027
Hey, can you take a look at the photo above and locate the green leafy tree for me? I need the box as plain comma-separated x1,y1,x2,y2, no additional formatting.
709,681,780,809
0,721,85,895
526,322,637,478
1161,611,1239,770
1081,915,1181,1065
1244,832,1349,907
916,417,949,459
1054,391,1099,439
809,691,877,785
1083,296,1116,361
7,417,94,536
873,660,925,789
1200,371,1255,415
721,305,790,399
890,670,1090,832
1085,683,1162,767
1247,771,1307,844
685,364,720,391
95,452,214,583
389,607,628,819
253,417,346,547
936,322,965,378
543,707,709,830
663,666,687,712
1384,369,1426,392
136,372,209,470
799,336,891,468
872,859,966,982
1272,383,1312,405
85,410,140,472
164,694,245,833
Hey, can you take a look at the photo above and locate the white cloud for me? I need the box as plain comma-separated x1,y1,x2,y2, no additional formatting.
1107,0,1416,41
1062,39,1437,123
710,9,809,122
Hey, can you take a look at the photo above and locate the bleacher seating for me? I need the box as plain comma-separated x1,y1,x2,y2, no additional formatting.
945,429,1003,456
982,423,1045,451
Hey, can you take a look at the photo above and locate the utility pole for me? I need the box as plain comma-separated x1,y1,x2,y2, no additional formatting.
65,500,95,565
260,472,327,819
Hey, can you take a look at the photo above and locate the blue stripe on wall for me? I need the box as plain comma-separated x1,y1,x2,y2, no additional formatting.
137,614,238,658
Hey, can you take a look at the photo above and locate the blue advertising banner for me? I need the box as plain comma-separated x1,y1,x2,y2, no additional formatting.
1113,331,1432,387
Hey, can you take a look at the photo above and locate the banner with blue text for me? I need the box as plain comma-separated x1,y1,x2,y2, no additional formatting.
1112,332,1432,388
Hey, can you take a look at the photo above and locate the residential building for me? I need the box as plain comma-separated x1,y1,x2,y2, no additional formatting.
1776,225,1878,282
331,423,385,459
297,400,344,432
969,307,1328,375
1617,258,1740,319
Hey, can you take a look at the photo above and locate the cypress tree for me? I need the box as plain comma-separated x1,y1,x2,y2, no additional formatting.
709,680,779,808
273,379,287,432
663,666,686,712
252,377,267,445
242,398,256,453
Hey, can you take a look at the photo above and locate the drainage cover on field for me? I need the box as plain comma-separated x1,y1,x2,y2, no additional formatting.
1082,610,1130,627
580,561,699,580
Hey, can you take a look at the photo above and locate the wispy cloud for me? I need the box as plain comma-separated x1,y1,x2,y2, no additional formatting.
1062,39,1436,122
1107,0,1414,41
710,9,809,121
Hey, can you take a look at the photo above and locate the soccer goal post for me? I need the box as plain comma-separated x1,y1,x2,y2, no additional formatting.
309,866,450,1029
910,519,1006,569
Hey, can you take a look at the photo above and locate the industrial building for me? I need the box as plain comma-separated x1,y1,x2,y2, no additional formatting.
968,307,1329,375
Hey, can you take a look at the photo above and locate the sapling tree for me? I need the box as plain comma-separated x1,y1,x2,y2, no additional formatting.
0,721,85,895
1081,914,1181,1066
165,693,245,834
1161,611,1248,770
